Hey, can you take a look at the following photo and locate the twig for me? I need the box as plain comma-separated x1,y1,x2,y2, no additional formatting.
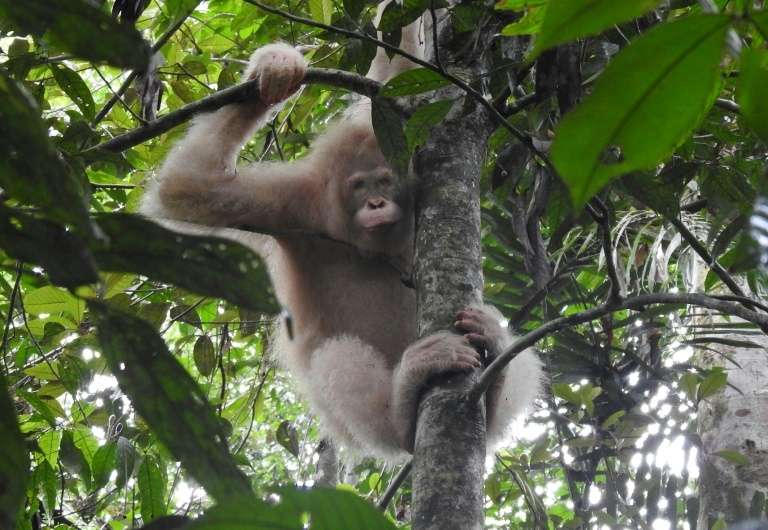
376,460,412,511
0,263,22,374
87,68,381,153
93,4,199,125
592,199,622,301
469,291,768,402
666,215,747,299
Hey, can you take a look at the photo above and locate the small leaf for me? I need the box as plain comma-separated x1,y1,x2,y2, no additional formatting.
38,430,62,470
501,7,545,36
49,63,95,119
380,68,450,97
138,456,166,523
551,14,729,207
713,449,749,466
378,0,430,33
170,304,202,328
93,442,118,489
193,335,217,377
371,96,410,176
552,383,580,405
697,370,728,400
532,0,662,57
0,375,29,530
405,99,454,152
679,373,699,402
737,47,768,143
276,420,300,458
601,410,625,429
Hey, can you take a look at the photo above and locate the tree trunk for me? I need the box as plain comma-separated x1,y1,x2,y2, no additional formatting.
697,331,768,527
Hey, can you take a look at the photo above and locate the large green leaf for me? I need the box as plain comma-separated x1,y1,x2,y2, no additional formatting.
0,71,93,232
186,488,396,530
551,14,729,206
737,48,768,143
90,302,253,503
93,213,278,313
0,0,149,70
531,0,662,57
0,205,98,288
0,375,29,530
378,0,430,32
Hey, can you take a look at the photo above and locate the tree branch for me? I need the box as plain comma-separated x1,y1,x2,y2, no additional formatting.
93,4,199,125
469,291,768,402
242,0,549,166
376,460,412,511
87,68,381,153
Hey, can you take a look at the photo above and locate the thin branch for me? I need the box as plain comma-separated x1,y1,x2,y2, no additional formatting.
469,291,768,402
242,0,548,164
666,215,747,299
93,4,199,125
376,460,412,511
87,68,381,153
0,263,22,375
592,199,622,301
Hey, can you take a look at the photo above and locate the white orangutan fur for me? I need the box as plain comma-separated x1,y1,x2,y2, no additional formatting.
140,16,542,461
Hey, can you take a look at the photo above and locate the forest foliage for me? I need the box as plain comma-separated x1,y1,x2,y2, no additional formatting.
1,0,767,528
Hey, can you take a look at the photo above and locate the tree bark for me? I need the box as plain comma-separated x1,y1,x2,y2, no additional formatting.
410,12,497,525
697,331,768,527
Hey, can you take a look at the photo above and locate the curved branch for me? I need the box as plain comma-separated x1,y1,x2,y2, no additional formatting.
469,292,768,402
88,68,381,153
242,0,548,165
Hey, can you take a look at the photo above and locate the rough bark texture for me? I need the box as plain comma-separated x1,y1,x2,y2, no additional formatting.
697,331,768,527
410,104,493,530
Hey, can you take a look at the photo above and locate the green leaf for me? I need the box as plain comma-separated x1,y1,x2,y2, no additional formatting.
372,96,410,176
697,369,728,400
139,456,167,523
601,410,625,429
276,420,300,458
24,286,85,322
187,489,396,530
495,0,547,10
679,373,699,402
92,442,118,489
737,48,768,143
380,68,450,97
0,375,29,530
38,430,62,470
49,63,95,120
551,14,729,207
343,0,366,20
93,213,278,313
531,0,662,57
193,335,217,377
405,99,455,152
378,0,429,33
0,72,93,232
0,0,150,70
501,7,545,36
89,301,252,502
309,0,333,25
713,449,749,466
552,383,580,405
0,205,98,288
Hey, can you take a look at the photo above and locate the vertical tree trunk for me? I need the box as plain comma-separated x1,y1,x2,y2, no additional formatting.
411,104,493,529
697,331,768,527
